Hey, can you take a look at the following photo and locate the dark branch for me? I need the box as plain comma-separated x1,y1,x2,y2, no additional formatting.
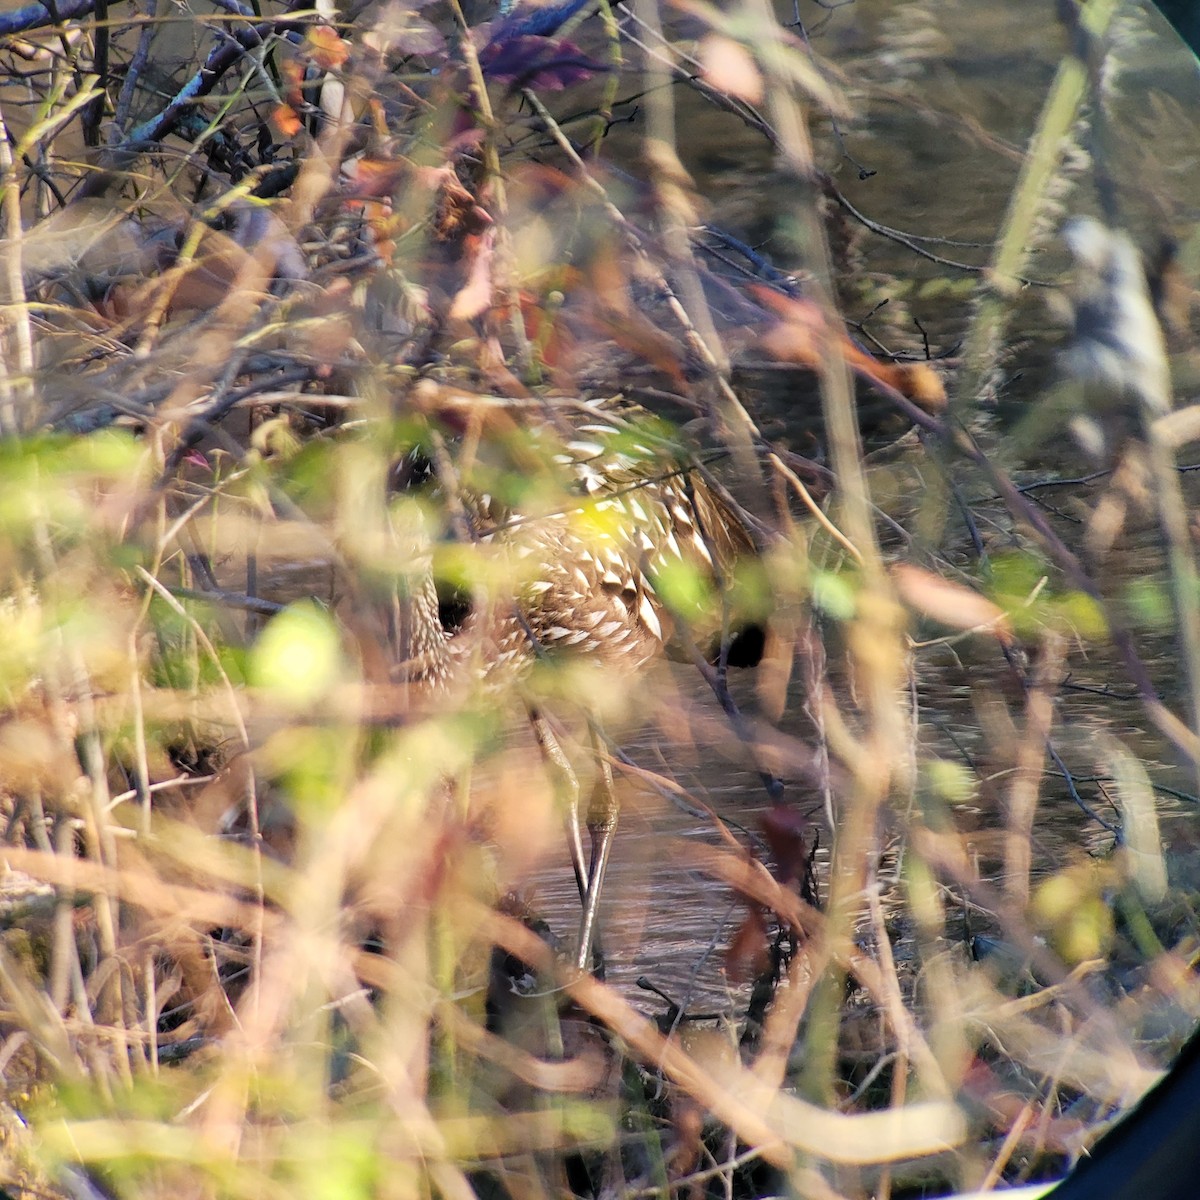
0,0,96,38
74,5,316,199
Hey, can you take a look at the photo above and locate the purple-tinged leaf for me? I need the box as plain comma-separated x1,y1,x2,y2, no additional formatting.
479,35,609,91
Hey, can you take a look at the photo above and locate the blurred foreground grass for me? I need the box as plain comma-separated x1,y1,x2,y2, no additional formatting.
0,1,1198,1198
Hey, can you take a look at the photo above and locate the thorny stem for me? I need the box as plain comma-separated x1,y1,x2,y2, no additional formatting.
588,0,624,154
919,0,1121,547
447,0,535,377
743,0,912,1140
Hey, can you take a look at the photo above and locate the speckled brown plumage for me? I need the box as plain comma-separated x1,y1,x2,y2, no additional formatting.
395,394,762,690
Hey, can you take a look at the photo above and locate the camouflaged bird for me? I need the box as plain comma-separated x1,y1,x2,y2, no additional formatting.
393,393,766,691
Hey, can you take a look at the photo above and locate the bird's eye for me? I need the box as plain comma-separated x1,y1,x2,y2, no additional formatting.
436,581,472,633
390,450,436,493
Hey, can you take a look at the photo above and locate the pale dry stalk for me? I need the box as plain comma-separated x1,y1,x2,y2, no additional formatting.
1004,633,1065,908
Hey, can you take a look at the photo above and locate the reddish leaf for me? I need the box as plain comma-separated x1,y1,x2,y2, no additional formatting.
751,284,948,414
725,907,770,983
581,303,689,390
575,249,687,387
432,170,493,242
761,804,812,887
306,25,351,70
668,1098,705,1181
271,102,303,140
279,57,306,108
345,156,411,199
448,227,496,320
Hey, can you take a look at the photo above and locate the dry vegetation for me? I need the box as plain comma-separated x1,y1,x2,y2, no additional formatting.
0,0,1198,1198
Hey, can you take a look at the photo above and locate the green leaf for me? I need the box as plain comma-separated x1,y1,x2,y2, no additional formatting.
250,603,342,707
811,569,856,621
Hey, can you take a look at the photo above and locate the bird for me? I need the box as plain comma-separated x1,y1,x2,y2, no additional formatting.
390,388,768,971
